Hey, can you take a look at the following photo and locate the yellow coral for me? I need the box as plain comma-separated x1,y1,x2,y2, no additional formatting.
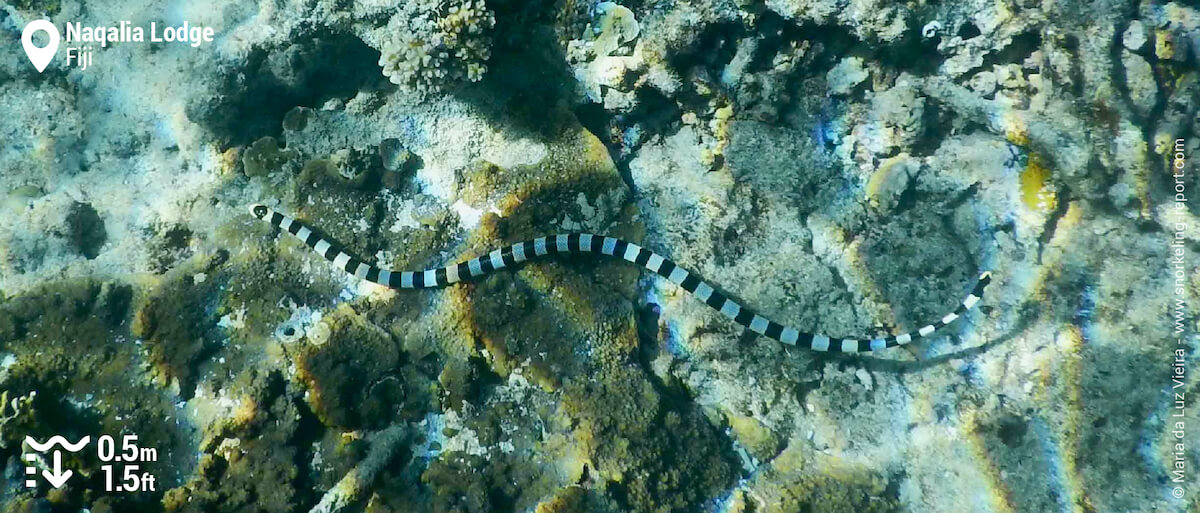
1020,154,1057,214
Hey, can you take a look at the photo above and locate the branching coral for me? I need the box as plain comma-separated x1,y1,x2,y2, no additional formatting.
376,0,497,93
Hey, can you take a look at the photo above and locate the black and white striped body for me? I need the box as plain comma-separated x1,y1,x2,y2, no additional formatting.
251,204,991,353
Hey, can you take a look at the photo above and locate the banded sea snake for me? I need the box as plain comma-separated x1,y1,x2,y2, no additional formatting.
251,204,991,353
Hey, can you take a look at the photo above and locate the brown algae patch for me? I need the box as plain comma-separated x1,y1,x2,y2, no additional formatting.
295,303,437,430
132,266,224,394
0,279,193,510
562,362,739,513
163,370,315,513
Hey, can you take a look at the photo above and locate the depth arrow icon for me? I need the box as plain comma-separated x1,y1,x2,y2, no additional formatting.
42,451,72,488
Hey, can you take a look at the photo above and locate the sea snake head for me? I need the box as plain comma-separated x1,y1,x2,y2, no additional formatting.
250,204,270,219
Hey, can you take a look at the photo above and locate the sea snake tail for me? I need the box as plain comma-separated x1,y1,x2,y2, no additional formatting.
251,204,991,353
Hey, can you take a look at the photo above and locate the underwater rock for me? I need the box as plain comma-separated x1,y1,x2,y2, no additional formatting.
865,154,917,212
965,70,998,97
825,56,873,96
311,424,410,513
0,278,187,511
856,78,926,157
328,148,378,189
378,138,412,173
184,36,380,145
827,57,868,96
566,2,644,106
1120,50,1159,118
282,106,312,132
293,304,435,430
243,136,298,178
148,223,196,274
1123,20,1148,51
131,272,219,394
736,443,901,513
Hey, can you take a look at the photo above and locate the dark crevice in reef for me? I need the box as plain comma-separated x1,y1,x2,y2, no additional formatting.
958,22,983,40
623,86,684,144
1035,185,1072,264
909,97,958,157
634,301,690,402
935,183,985,270
1001,29,1044,62
359,196,390,264
891,179,924,214
1061,34,1087,99
876,26,944,77
63,201,107,260
291,385,327,511
185,31,384,147
575,86,683,196
573,102,637,194
666,21,745,80
958,29,1045,85
1107,28,1153,128
459,24,579,140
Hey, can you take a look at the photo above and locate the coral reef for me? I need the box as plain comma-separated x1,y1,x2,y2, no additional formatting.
374,0,497,93
0,0,1196,511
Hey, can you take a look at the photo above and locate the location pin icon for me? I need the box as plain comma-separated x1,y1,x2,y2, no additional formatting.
22,20,60,73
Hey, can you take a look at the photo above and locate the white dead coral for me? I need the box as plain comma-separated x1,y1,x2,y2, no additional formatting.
376,0,496,93
309,424,410,513
567,2,643,104
589,2,640,57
